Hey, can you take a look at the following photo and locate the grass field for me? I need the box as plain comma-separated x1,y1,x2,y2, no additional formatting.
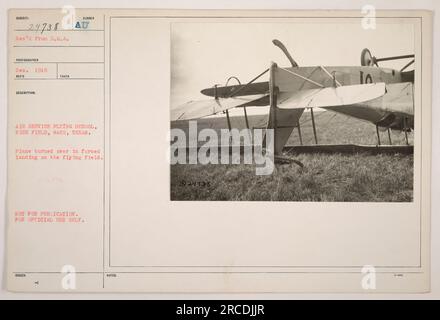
171,111,414,202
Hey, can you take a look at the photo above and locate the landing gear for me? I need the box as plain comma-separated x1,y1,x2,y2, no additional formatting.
224,76,252,136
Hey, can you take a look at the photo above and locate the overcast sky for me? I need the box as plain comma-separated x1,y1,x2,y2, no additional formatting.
171,19,415,116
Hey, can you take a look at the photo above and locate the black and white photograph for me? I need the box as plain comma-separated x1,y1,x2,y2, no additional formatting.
170,20,415,202
3,5,434,296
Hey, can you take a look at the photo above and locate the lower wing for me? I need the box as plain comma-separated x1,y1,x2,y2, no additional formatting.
171,94,268,121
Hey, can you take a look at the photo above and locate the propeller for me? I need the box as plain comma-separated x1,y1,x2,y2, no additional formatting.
272,39,298,67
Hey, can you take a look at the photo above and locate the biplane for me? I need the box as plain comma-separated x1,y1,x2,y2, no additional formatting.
171,39,415,155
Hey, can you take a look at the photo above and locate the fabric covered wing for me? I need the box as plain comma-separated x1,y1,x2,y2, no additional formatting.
171,94,267,121
266,83,385,154
201,82,269,97
277,83,386,110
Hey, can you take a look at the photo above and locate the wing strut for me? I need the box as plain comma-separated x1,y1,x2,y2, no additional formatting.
376,125,381,145
387,128,392,145
225,110,232,130
403,117,409,145
310,108,318,144
225,76,251,132
214,84,232,130
400,59,415,72
269,62,278,154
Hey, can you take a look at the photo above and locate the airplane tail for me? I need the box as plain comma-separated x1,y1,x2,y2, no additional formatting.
265,61,304,155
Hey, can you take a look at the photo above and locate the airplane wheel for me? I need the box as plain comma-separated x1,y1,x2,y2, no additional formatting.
361,48,374,66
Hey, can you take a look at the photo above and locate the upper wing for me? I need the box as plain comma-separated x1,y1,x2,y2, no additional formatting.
171,94,267,121
277,83,386,109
